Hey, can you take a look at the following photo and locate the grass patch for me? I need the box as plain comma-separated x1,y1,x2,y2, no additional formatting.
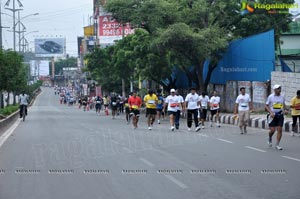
0,105,19,117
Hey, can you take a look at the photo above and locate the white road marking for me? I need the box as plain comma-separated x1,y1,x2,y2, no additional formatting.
282,156,300,162
164,175,188,189
0,119,21,148
198,134,209,137
217,138,233,144
140,158,155,167
245,146,266,153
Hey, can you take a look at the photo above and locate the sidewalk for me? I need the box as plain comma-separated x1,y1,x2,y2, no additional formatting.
218,112,294,132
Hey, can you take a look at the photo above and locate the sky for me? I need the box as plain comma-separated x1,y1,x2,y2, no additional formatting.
1,0,300,58
1,0,93,57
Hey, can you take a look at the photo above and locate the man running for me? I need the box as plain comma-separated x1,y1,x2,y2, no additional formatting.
156,92,164,124
234,87,253,134
128,91,142,129
163,89,182,131
144,89,158,130
290,90,300,137
199,92,210,129
110,93,118,119
210,91,221,127
175,90,185,130
185,88,201,132
103,95,109,115
95,95,103,115
124,93,131,124
265,84,288,150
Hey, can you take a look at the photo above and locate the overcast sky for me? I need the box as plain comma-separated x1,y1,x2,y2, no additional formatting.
1,0,93,57
1,0,300,58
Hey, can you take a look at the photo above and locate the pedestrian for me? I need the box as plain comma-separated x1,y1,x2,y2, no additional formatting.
209,91,221,127
19,91,29,118
234,87,253,134
199,91,210,129
110,93,118,119
290,90,300,137
128,91,142,129
163,89,182,131
156,92,164,124
265,84,288,150
185,87,201,132
144,89,158,130
175,90,185,130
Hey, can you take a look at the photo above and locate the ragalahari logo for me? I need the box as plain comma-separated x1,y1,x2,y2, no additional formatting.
240,1,299,15
240,1,255,15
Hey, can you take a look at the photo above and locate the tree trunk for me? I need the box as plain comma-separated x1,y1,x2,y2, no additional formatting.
13,92,16,105
0,92,4,108
122,78,125,97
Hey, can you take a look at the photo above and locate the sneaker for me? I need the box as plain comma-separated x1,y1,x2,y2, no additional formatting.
175,125,179,130
244,127,247,134
157,120,160,124
171,126,175,131
267,138,272,147
201,125,205,129
148,126,152,130
291,131,295,136
210,122,213,127
195,126,201,132
188,128,191,131
275,145,283,150
217,123,221,128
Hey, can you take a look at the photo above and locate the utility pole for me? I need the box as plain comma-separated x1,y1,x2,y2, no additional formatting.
5,0,23,51
0,2,10,49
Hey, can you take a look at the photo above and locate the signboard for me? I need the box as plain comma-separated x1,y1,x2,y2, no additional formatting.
35,38,66,57
30,60,50,77
98,15,134,44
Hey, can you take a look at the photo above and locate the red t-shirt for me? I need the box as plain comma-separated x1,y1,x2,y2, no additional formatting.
128,96,142,109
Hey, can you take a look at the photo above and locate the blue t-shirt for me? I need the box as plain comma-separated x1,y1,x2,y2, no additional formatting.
156,96,164,109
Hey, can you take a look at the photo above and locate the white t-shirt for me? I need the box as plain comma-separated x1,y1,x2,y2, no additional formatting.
266,93,285,113
165,95,181,112
177,95,184,111
185,93,200,110
210,96,220,110
199,95,210,109
235,94,251,111
19,94,29,105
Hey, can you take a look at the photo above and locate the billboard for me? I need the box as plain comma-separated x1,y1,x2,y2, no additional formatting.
35,38,66,57
98,15,134,44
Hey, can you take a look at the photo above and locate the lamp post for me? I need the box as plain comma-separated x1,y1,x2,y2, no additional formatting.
20,30,38,52
0,2,10,49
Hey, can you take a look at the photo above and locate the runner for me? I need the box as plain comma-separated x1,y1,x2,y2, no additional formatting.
156,92,164,124
128,91,142,129
210,91,221,127
103,95,110,115
95,95,103,115
163,89,182,131
185,88,201,132
175,90,185,130
110,93,118,119
144,89,158,130
234,87,253,134
19,91,29,118
124,93,131,124
199,91,210,129
290,90,300,137
265,84,288,150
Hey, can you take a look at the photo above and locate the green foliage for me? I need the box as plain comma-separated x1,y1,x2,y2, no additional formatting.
50,57,77,76
88,0,294,91
0,105,19,117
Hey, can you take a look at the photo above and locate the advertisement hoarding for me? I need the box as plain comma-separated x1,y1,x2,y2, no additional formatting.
98,15,134,44
35,38,66,57
30,60,50,77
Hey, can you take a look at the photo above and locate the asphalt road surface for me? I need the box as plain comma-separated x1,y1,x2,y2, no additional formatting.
0,87,299,199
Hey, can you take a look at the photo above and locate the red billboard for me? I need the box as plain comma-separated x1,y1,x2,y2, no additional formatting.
98,15,134,44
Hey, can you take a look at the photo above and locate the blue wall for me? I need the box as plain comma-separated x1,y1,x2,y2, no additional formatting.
204,29,275,84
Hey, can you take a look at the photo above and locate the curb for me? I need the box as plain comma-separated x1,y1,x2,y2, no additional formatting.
214,115,293,132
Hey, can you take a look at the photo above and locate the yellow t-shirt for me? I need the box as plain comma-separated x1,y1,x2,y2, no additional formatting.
290,96,300,116
144,94,158,109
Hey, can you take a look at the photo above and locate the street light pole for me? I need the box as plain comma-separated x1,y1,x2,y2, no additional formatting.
0,2,10,49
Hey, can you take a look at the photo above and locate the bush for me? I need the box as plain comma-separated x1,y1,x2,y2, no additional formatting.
0,105,19,117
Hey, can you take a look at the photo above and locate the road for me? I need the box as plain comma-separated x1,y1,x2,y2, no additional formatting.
0,87,299,199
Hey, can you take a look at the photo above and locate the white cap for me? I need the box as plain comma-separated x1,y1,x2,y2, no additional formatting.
273,84,281,89
170,89,176,93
